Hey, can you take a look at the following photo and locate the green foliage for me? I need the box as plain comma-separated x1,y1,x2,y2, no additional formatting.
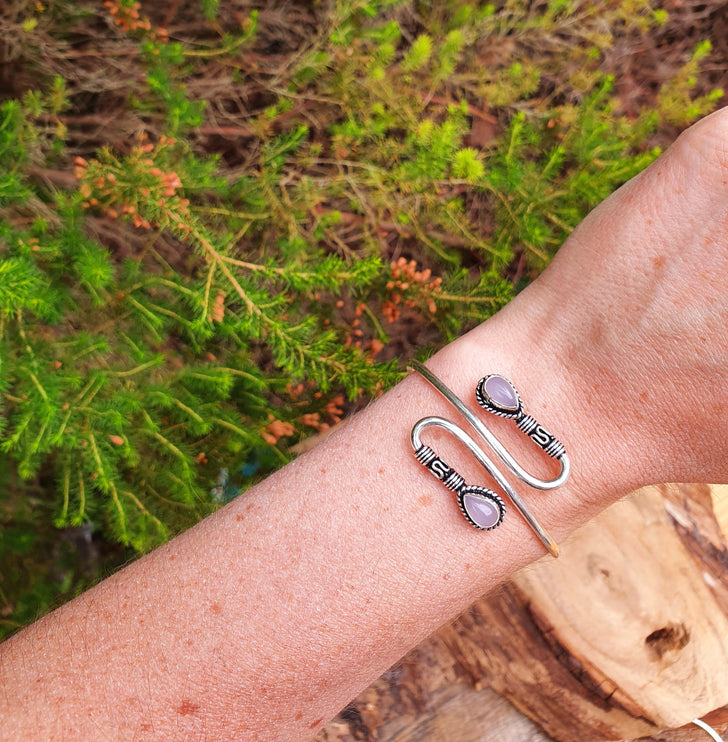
481,78,663,266
199,0,220,21
0,0,722,636
402,34,433,72
452,148,485,181
658,40,724,125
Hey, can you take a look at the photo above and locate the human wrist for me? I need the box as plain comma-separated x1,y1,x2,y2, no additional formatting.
418,282,633,540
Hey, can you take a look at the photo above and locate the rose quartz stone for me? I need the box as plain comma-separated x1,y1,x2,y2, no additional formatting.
463,494,501,529
484,375,518,410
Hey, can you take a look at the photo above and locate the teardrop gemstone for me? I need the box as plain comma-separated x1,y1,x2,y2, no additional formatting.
462,492,503,530
483,374,520,411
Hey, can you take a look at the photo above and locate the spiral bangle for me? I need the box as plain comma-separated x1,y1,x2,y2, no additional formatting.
408,360,570,558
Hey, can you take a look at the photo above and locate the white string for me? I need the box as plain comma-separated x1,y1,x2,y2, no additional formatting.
692,718,724,741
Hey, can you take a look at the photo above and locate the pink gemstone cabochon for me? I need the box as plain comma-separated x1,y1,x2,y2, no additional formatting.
484,375,519,411
462,493,502,529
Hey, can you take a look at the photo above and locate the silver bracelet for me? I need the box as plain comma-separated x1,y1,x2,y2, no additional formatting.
408,360,570,558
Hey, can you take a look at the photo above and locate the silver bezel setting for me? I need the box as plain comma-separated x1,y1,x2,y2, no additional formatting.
475,374,523,419
457,485,505,531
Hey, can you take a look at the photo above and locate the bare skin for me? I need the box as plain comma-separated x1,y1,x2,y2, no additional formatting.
2,108,728,741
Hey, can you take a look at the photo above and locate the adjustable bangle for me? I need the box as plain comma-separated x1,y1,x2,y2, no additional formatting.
408,360,570,558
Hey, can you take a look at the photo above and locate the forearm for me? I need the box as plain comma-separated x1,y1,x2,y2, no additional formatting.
5,107,728,741
0,286,625,741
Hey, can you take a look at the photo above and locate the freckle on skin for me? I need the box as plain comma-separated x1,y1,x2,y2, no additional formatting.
418,494,433,507
176,700,200,716
210,603,222,614
294,711,303,721
652,256,665,269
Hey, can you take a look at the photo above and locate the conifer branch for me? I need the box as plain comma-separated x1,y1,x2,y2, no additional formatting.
57,466,70,525
121,489,168,535
27,371,48,402
87,432,107,488
76,469,86,524
110,358,165,377
108,481,128,543
201,262,215,324
149,391,206,426
140,411,192,475
434,292,503,305
211,417,256,441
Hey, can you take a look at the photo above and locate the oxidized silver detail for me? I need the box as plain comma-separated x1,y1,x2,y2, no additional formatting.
443,469,466,493
516,414,538,435
412,418,505,531
414,445,437,467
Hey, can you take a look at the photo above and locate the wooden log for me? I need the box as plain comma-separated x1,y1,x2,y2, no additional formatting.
317,634,553,742
319,485,728,742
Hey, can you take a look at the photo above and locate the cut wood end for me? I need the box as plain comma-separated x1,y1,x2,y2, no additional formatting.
710,484,728,542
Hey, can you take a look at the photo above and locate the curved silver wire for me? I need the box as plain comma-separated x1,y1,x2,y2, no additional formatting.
692,719,724,741
408,360,570,490
411,416,559,557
